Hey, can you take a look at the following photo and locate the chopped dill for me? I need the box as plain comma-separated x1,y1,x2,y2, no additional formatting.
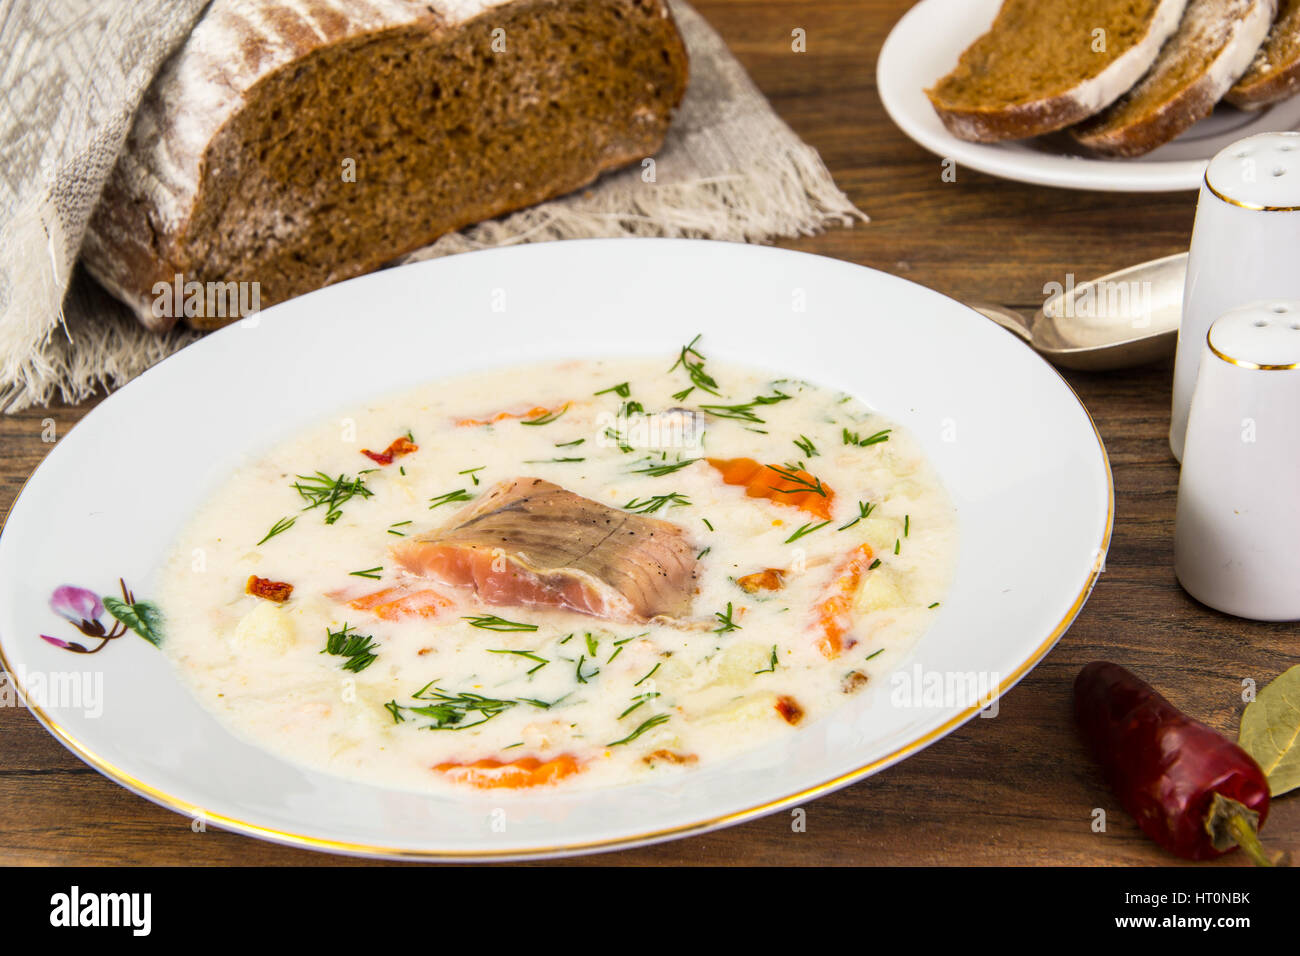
321,623,379,673
785,520,830,543
488,648,549,675
575,655,600,684
713,602,742,634
837,501,876,531
619,691,661,719
793,434,819,458
521,406,568,426
429,488,474,509
348,566,383,579
604,427,634,454
462,614,538,632
699,391,791,424
595,382,632,398
256,515,296,546
624,492,691,514
606,636,636,664
765,463,828,497
394,683,517,730
668,334,721,397
293,471,374,524
631,457,700,477
754,646,779,674
458,466,484,486
608,713,670,747
843,427,892,448
634,662,661,686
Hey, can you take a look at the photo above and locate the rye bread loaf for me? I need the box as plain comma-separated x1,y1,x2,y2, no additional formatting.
1227,0,1300,108
1071,0,1278,157
925,0,1188,142
82,0,689,331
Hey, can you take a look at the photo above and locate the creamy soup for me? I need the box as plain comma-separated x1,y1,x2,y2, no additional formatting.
160,342,957,792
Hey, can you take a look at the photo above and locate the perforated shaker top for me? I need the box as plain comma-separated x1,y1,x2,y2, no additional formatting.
1205,132,1300,210
1208,301,1300,369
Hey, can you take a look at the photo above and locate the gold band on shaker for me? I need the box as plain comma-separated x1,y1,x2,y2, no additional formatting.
1204,173,1300,213
1207,327,1300,371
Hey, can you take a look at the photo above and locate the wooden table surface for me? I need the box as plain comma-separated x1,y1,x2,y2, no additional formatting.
2,0,1296,866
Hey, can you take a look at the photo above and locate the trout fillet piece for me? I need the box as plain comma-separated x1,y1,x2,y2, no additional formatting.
392,477,699,623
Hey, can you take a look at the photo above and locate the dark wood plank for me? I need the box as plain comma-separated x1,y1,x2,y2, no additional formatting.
2,0,1294,866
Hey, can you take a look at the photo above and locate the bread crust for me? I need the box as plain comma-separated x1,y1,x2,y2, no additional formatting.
82,0,690,331
925,0,1189,143
1071,0,1277,158
1226,0,1300,109
1226,59,1300,108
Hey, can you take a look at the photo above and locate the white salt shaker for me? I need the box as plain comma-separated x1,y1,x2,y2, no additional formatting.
1170,132,1300,462
1175,301,1300,620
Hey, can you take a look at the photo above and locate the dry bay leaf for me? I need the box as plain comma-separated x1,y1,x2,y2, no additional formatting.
1240,665,1300,797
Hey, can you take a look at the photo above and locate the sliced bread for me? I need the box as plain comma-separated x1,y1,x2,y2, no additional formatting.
925,0,1188,142
1071,0,1278,157
83,0,690,331
1227,0,1300,109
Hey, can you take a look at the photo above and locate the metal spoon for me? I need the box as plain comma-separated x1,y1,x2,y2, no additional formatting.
969,252,1187,371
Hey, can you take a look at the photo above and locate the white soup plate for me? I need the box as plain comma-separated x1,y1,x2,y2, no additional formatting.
0,238,1112,860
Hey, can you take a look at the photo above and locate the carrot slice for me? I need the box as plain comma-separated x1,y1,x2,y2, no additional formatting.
707,457,834,520
342,586,452,620
433,754,582,788
736,568,787,594
811,543,875,658
456,404,566,427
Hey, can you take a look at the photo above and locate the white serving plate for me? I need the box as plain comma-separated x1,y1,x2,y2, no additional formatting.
0,238,1111,860
878,0,1300,193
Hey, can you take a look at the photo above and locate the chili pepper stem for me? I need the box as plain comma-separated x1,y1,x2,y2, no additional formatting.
1206,792,1284,867
1225,813,1277,868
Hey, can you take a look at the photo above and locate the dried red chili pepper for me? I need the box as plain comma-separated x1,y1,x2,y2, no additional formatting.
775,695,804,726
246,575,293,604
361,435,418,466
1074,661,1278,865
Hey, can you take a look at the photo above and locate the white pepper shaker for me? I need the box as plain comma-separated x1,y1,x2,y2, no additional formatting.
1171,132,1300,462
1175,300,1300,620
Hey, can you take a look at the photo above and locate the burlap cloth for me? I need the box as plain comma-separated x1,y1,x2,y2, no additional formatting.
0,0,865,412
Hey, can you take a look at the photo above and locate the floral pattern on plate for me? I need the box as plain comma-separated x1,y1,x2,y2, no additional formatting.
41,580,163,653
